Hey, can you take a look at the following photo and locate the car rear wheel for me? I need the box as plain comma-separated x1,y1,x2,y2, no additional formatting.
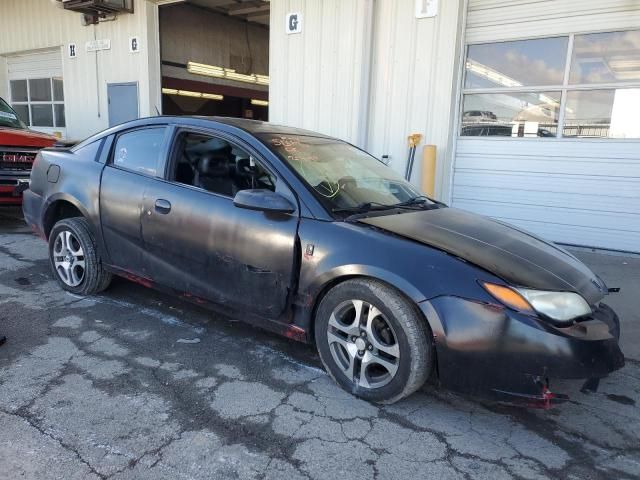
315,279,433,404
48,217,112,295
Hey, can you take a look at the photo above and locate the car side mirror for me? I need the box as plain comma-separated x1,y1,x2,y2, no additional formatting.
233,189,295,214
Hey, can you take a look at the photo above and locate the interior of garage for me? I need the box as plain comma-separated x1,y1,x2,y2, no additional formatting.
159,0,269,120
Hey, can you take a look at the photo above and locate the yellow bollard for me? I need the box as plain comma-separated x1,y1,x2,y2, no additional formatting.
421,145,437,197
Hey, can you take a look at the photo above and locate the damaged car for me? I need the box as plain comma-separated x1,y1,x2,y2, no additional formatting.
22,117,625,406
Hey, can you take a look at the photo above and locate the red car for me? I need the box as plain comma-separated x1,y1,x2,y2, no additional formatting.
1,97,57,205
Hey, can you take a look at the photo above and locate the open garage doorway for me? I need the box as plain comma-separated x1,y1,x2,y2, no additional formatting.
159,1,269,121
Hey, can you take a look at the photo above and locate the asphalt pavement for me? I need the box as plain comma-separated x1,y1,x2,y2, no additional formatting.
1,207,639,480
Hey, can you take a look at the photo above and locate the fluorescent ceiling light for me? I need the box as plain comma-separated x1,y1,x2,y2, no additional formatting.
162,88,223,100
202,93,224,100
177,90,203,98
251,99,269,106
187,61,270,86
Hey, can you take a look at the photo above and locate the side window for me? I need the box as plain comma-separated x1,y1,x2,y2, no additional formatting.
112,127,167,176
169,131,276,197
73,139,103,162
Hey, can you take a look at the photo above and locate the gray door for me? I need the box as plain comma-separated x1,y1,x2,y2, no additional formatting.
107,83,139,127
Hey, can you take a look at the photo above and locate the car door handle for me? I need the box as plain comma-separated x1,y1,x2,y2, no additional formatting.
155,199,172,214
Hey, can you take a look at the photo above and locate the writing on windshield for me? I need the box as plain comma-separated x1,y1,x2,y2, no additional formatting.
264,134,422,213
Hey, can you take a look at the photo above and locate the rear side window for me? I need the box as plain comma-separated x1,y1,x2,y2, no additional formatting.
73,139,103,161
112,127,167,176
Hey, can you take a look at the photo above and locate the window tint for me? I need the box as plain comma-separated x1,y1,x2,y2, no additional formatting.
570,30,640,84
31,104,54,127
53,78,64,101
10,80,28,102
113,127,167,176
461,92,561,137
29,78,52,101
170,132,276,197
74,140,103,161
465,37,568,88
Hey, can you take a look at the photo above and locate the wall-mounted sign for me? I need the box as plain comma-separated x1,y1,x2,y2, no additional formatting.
68,43,77,59
416,0,438,18
86,39,111,52
129,37,140,53
286,12,302,34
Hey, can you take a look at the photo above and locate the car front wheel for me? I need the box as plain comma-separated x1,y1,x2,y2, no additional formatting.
48,217,112,295
315,279,433,404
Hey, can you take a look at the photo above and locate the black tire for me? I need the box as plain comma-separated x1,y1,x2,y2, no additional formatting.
48,217,112,295
314,279,433,404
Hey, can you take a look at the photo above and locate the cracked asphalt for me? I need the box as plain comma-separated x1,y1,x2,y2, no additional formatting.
1,207,639,480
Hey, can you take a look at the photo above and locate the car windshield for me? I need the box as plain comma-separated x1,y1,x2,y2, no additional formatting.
0,98,26,129
261,134,432,215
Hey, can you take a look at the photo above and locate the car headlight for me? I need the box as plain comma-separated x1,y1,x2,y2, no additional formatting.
481,282,592,324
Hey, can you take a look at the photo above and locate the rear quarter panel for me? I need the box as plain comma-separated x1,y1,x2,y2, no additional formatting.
25,141,106,247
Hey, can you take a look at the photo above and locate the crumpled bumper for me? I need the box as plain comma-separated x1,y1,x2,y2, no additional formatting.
419,296,625,406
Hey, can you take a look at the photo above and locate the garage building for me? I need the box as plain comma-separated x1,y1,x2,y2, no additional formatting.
1,0,639,253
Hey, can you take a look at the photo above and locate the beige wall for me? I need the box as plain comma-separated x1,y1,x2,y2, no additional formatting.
0,0,160,140
366,0,464,200
269,0,375,147
269,0,465,201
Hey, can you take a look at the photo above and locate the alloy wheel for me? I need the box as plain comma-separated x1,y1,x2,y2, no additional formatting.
327,299,400,389
52,230,86,287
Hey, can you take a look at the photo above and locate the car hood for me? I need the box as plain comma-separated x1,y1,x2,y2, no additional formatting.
358,207,607,305
0,126,57,148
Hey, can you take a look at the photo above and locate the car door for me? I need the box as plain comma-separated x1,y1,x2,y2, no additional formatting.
140,127,299,320
99,126,170,275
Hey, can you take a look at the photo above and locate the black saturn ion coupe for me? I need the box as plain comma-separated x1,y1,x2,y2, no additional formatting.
23,117,624,406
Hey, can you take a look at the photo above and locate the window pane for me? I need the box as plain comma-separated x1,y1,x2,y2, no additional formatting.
465,37,568,88
172,132,276,196
113,128,167,176
10,80,28,102
53,78,64,101
29,78,52,102
570,30,640,84
31,104,54,127
10,104,30,125
563,88,640,138
54,104,66,128
461,92,560,137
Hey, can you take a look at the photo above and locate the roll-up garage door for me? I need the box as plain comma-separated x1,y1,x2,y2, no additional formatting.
451,0,640,253
6,49,66,138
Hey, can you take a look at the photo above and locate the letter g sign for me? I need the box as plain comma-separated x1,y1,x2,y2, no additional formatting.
286,12,302,34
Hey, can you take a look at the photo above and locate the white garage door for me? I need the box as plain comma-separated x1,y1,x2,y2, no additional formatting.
451,0,640,253
6,49,66,138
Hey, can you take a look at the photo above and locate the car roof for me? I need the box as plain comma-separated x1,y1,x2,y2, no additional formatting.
191,116,333,138
72,116,338,154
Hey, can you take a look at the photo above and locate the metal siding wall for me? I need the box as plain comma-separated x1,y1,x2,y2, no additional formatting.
366,0,463,199
0,0,159,140
269,0,373,145
7,50,63,79
454,139,640,252
467,0,640,42
454,0,640,252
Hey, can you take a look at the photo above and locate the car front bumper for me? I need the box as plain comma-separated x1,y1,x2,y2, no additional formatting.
420,296,625,407
0,174,29,205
